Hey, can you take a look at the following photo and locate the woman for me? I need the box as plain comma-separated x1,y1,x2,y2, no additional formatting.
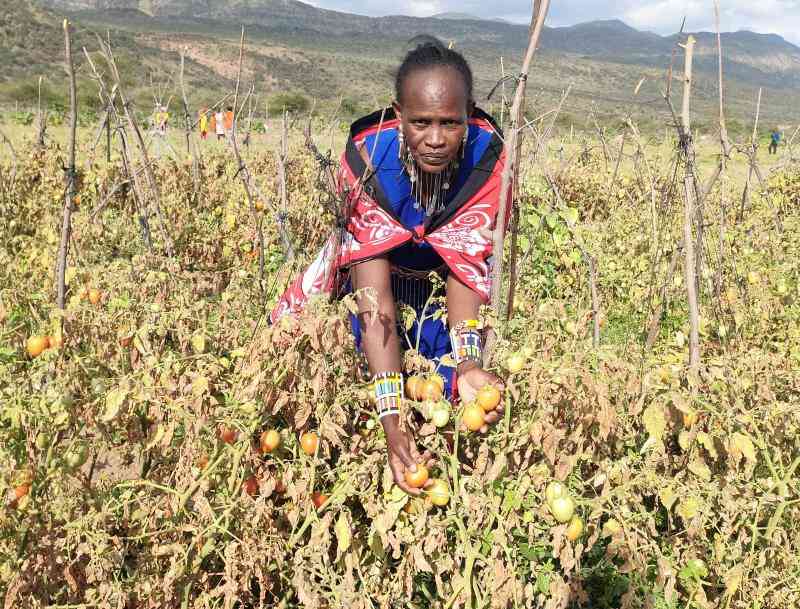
272,39,507,495
199,109,209,140
214,109,226,141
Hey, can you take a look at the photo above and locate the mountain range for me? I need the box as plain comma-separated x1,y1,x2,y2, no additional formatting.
6,0,800,129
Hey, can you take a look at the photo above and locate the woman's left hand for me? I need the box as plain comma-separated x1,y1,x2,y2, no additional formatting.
456,362,505,432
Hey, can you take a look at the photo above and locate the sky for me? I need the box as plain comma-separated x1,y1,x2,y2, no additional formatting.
305,0,800,45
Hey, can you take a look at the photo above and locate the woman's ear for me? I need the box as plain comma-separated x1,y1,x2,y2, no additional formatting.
392,100,402,122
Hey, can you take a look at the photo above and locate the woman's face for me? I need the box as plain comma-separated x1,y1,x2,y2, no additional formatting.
394,66,472,174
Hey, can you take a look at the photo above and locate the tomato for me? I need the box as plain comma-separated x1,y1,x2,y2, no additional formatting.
244,475,260,497
545,481,566,505
218,426,238,444
426,479,450,506
430,403,450,428
403,498,423,514
506,352,526,373
47,335,64,350
300,432,318,456
404,464,429,489
274,478,286,494
683,410,698,427
197,454,210,469
420,379,443,401
476,385,501,412
602,518,622,537
462,404,485,432
311,491,328,509
565,516,584,541
428,375,445,394
549,496,575,523
14,484,31,500
254,200,265,211
88,288,103,305
26,335,49,358
64,443,88,470
35,432,50,451
259,429,281,454
406,375,424,401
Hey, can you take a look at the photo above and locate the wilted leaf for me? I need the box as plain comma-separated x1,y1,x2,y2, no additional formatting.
101,388,127,423
642,404,666,442
688,458,712,481
334,512,351,556
729,432,756,462
659,486,677,510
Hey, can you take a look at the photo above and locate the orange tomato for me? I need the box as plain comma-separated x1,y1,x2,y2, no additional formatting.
218,426,238,444
312,491,328,509
47,335,64,350
14,484,31,500
406,375,424,401
476,385,502,412
197,454,210,469
462,404,486,432
300,432,318,456
420,379,443,401
26,335,49,358
403,498,423,514
404,464,429,489
565,516,584,541
88,288,103,305
244,475,260,497
428,375,445,394
259,429,281,454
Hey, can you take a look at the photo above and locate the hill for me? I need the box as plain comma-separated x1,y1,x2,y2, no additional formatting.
14,0,800,129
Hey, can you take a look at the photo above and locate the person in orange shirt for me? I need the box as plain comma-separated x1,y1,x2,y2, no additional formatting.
223,106,234,138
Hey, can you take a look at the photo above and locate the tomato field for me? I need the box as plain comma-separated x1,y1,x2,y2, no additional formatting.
1,118,799,609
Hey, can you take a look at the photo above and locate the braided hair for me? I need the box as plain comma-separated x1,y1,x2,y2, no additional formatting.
395,36,474,104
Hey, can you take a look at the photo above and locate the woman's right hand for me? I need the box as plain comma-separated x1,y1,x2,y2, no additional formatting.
381,415,434,496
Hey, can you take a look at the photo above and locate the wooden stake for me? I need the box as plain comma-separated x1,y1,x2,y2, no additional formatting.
55,20,77,311
483,0,551,367
679,35,701,375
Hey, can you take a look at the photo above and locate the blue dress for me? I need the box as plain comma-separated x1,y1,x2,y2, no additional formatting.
348,124,494,398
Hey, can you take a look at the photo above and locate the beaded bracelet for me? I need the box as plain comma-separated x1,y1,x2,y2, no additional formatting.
372,371,404,420
450,319,483,366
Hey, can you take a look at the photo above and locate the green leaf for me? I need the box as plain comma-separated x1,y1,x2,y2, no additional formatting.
545,213,559,229
560,207,579,226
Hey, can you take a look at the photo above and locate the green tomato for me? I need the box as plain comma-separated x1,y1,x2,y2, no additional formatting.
64,443,88,470
430,403,450,428
545,481,566,505
549,496,575,523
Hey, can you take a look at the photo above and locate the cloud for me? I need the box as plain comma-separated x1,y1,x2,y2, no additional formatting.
310,0,800,44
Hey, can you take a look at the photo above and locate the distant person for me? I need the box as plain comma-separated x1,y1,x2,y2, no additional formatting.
214,109,225,141
769,128,781,154
224,106,234,139
157,106,169,134
199,109,209,140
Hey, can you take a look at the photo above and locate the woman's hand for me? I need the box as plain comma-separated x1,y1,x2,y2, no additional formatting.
457,362,505,432
381,415,435,496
